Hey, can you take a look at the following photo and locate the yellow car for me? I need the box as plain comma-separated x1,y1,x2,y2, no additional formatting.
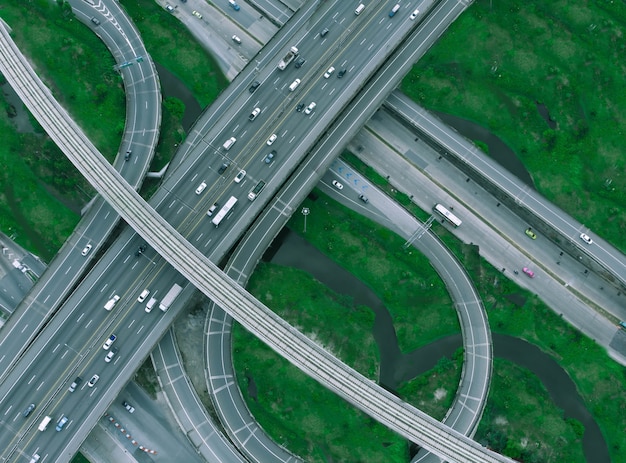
525,228,537,240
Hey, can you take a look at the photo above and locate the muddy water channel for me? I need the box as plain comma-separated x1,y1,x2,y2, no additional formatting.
267,230,608,463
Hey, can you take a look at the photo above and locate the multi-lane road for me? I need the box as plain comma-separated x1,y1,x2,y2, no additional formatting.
0,2,516,462
1,0,624,462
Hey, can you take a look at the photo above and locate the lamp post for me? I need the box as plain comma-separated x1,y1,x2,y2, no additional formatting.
302,207,310,233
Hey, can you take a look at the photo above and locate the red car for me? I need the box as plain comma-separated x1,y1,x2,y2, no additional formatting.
522,267,535,278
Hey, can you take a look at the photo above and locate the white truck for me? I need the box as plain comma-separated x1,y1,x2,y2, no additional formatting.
277,46,298,70
103,295,120,311
159,284,183,312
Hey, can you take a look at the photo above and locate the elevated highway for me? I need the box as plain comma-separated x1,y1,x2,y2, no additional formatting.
0,14,514,463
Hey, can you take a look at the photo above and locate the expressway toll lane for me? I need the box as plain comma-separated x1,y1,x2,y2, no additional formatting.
266,228,608,463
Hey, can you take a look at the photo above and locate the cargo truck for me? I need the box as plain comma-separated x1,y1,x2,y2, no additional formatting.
277,46,298,70
159,284,183,312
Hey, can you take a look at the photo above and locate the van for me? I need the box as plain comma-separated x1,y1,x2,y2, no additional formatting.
289,79,301,92
145,297,158,313
389,4,400,17
137,289,150,303
38,416,52,432
229,0,240,10
222,137,236,150
355,3,365,15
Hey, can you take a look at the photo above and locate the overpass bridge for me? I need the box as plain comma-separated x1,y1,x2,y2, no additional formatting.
0,18,514,463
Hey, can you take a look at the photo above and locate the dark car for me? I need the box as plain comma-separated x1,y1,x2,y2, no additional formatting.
264,150,276,164
294,57,306,68
90,17,100,26
296,102,305,112
218,162,230,174
320,27,329,37
135,244,147,256
337,69,347,78
23,403,36,418
124,150,131,161
249,81,260,93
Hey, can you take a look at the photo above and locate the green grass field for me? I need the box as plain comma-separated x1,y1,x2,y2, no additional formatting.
402,0,626,253
119,0,228,108
233,186,626,462
0,1,224,257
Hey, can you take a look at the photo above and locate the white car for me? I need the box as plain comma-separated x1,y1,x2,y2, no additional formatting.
231,35,241,44
332,180,343,190
104,347,118,363
87,374,100,388
266,134,277,145
304,102,316,115
81,244,92,256
323,66,335,78
410,9,419,20
102,334,117,350
192,10,202,19
234,170,247,183
165,4,174,11
137,289,150,303
195,181,207,195
207,203,218,216
580,233,593,245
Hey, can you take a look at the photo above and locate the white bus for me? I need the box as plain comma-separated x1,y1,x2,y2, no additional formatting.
433,204,462,228
211,196,237,227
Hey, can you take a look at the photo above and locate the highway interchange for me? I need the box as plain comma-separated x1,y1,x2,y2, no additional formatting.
0,0,625,462
1,2,513,462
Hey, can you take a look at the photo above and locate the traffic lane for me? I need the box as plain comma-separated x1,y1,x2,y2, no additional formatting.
0,243,168,440
366,102,625,341
386,93,626,284
106,381,206,463
152,331,247,462
352,108,621,352
0,0,161,380
325,159,491,436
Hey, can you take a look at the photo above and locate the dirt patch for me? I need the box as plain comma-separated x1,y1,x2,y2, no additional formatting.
173,298,212,408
